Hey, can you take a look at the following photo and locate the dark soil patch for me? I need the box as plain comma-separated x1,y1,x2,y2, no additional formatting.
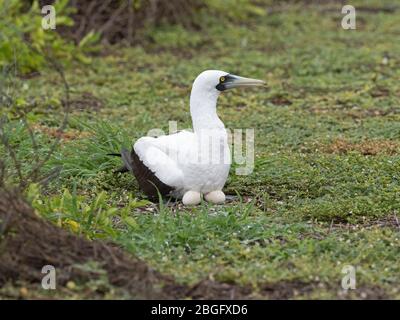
309,105,400,119
328,215,400,233
269,95,292,106
320,5,399,14
32,124,90,141
68,92,104,112
347,107,400,119
321,138,399,156
369,87,391,98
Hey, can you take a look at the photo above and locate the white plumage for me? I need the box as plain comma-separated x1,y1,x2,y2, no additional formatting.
130,70,265,205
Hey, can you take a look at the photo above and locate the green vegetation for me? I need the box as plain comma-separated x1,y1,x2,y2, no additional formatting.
1,0,399,299
0,0,99,73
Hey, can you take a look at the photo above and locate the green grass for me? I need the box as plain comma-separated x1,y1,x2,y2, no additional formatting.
2,0,400,299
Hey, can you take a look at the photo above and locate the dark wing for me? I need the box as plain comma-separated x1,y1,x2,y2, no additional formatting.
120,148,174,201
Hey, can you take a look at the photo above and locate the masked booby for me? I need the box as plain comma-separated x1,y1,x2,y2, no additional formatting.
114,70,265,205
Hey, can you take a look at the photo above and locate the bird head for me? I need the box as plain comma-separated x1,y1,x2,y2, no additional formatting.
192,70,266,94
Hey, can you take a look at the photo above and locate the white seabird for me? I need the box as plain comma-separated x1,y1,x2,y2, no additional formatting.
114,70,265,205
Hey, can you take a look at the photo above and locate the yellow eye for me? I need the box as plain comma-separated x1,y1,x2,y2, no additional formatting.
220,76,225,82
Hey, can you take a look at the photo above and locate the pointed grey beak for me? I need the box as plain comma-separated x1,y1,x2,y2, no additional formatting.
217,74,266,91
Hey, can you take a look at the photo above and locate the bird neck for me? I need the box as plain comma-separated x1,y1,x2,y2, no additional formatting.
190,87,225,133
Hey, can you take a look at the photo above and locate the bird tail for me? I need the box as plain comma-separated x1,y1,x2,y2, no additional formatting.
120,148,133,172
107,149,130,173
